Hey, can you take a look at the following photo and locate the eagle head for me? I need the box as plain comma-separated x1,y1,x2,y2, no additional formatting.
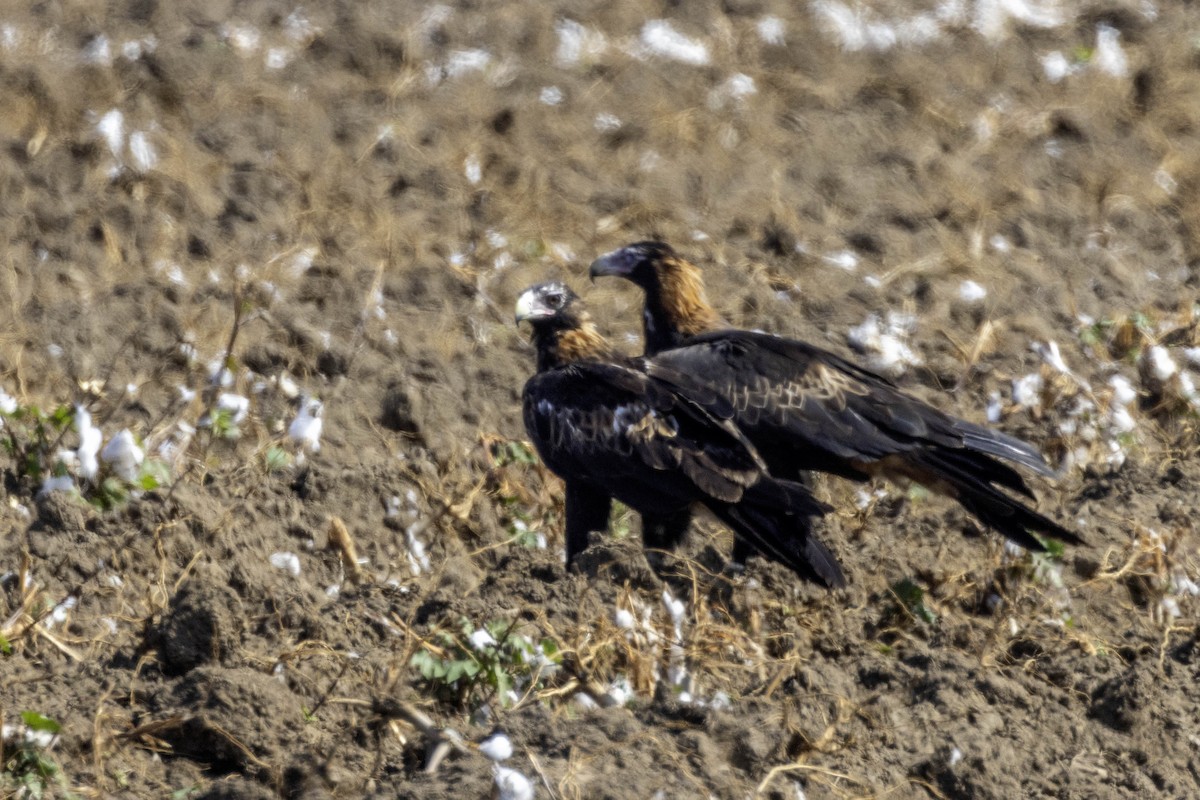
588,241,680,289
514,281,582,326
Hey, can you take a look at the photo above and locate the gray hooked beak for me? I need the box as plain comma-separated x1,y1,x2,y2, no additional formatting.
588,249,633,282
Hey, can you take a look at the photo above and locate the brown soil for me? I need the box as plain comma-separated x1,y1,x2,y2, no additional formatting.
1,2,1198,798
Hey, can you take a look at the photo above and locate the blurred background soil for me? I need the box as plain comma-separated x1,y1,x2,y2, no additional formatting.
0,1,1198,797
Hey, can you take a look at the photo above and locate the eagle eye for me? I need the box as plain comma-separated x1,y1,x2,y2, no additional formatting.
545,292,564,309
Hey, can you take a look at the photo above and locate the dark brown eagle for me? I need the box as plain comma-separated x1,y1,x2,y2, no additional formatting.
515,281,843,587
589,241,1082,553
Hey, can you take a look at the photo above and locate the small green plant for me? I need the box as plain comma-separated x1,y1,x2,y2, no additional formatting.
2,712,77,800
264,446,291,472
0,403,73,486
490,439,538,467
888,578,937,626
410,617,560,709
206,407,240,440
606,500,634,540
1,400,170,510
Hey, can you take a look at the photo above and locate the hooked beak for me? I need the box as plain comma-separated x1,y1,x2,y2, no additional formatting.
588,249,634,282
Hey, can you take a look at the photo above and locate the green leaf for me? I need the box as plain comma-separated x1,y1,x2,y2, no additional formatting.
50,405,73,429
1042,538,1066,559
264,446,291,472
410,650,443,680
891,578,937,625
0,632,11,654
21,711,61,734
905,484,930,503
138,460,172,491
445,660,468,684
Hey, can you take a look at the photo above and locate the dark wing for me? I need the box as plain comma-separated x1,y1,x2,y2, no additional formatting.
522,361,761,513
522,360,842,585
648,330,1080,548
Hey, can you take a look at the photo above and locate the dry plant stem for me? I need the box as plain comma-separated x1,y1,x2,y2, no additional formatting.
327,516,367,584
334,697,468,772
305,657,353,719
527,750,561,800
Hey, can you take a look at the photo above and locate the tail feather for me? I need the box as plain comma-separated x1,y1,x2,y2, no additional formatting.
916,452,1083,549
932,447,1036,499
957,423,1059,478
707,480,845,588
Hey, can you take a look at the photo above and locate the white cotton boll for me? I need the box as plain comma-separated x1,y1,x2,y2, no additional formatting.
986,391,1003,424
662,589,686,627
973,0,1062,40
607,677,633,706
493,765,535,800
217,393,250,423
288,397,323,453
1032,341,1072,377
469,628,498,651
1108,375,1137,407
83,34,112,65
756,15,785,45
276,373,299,399
45,595,78,630
959,280,987,303
1041,51,1071,83
265,47,292,69
480,733,513,761
1160,597,1181,619
1141,345,1177,382
0,389,16,415
594,113,621,132
1094,24,1128,78
100,429,144,481
555,19,606,67
20,727,57,749
847,315,881,351
208,359,234,387
1012,373,1043,409
1003,540,1026,558
39,475,75,496
1109,406,1136,434
614,608,635,630
76,406,103,482
873,335,920,376
223,24,261,54
464,154,482,185
639,20,710,65
269,551,301,577
1179,373,1198,403
444,49,491,78
406,525,431,574
1171,572,1199,596
1155,169,1177,195
726,73,756,100
539,85,563,106
574,692,597,709
97,109,124,157
822,250,859,271
128,131,157,172
948,746,963,767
